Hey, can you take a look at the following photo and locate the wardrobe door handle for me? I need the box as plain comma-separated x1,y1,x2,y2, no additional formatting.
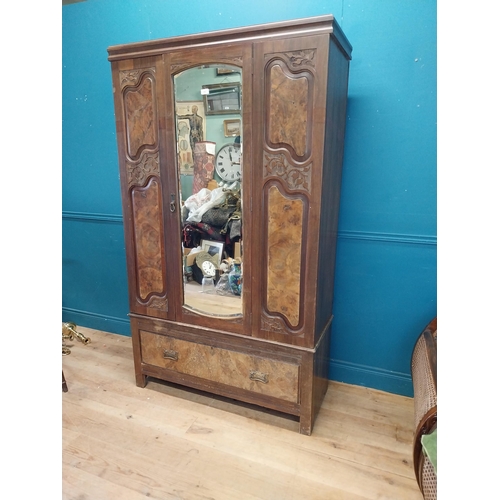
163,349,178,361
170,194,176,213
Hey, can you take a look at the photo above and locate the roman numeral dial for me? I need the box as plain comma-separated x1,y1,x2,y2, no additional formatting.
215,143,242,182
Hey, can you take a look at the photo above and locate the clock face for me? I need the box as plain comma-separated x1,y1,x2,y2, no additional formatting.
215,144,242,182
201,260,216,277
195,251,218,277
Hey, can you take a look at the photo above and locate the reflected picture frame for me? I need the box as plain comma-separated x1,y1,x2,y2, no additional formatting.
216,67,238,76
202,83,241,115
223,119,241,137
201,239,224,266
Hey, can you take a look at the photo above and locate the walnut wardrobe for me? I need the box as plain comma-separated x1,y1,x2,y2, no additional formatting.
108,15,352,435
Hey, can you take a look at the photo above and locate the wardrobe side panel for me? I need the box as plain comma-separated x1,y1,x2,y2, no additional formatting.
315,37,351,342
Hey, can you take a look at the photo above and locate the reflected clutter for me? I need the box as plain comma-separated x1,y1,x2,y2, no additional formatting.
174,64,243,317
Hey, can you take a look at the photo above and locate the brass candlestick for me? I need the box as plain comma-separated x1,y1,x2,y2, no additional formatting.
62,322,91,355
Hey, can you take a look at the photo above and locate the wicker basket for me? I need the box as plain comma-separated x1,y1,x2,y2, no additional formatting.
411,318,437,499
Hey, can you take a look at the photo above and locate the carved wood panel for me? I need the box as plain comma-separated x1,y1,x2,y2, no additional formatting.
127,151,160,187
265,53,314,162
265,185,304,328
131,178,166,301
119,66,167,311
122,70,158,160
268,64,308,157
263,152,312,194
259,47,317,336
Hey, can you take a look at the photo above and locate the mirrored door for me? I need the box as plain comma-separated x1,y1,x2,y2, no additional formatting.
174,64,244,318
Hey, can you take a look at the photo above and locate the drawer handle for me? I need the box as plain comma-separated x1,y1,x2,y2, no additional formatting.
249,370,269,384
163,349,178,361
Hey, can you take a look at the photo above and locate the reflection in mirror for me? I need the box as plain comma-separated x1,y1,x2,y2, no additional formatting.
174,64,243,318
202,82,241,115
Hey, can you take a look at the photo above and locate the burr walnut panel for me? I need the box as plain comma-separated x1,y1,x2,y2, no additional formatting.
123,72,158,160
266,63,311,159
140,330,300,403
266,184,305,328
131,178,165,301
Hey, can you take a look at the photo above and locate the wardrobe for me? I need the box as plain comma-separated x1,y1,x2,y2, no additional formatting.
108,15,352,434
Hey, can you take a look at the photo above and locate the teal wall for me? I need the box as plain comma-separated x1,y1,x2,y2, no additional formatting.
62,0,436,396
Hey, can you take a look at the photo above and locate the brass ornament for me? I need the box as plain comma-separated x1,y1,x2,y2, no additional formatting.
62,322,91,356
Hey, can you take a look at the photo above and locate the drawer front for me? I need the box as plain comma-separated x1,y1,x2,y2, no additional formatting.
140,330,299,403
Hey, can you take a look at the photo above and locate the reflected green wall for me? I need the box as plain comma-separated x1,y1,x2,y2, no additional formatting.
174,66,241,199
62,0,436,396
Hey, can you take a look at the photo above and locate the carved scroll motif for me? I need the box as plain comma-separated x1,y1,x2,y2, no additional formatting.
170,63,187,74
120,69,141,88
263,152,311,193
283,49,316,69
123,72,157,160
261,316,285,335
127,151,160,187
147,296,168,311
171,57,242,74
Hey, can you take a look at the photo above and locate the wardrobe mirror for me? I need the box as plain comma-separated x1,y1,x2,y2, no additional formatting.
174,64,243,317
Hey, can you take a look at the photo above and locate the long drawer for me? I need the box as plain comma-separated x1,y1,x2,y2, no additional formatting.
140,330,299,403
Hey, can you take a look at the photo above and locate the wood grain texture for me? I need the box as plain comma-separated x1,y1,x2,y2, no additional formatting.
124,72,157,159
140,330,299,403
62,327,422,500
314,35,350,343
251,32,330,350
131,178,165,300
266,185,303,327
107,15,347,61
268,64,309,157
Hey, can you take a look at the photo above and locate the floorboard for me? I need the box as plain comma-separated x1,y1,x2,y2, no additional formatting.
62,327,421,500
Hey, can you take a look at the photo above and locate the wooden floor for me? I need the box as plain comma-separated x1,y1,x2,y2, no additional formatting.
62,327,422,500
